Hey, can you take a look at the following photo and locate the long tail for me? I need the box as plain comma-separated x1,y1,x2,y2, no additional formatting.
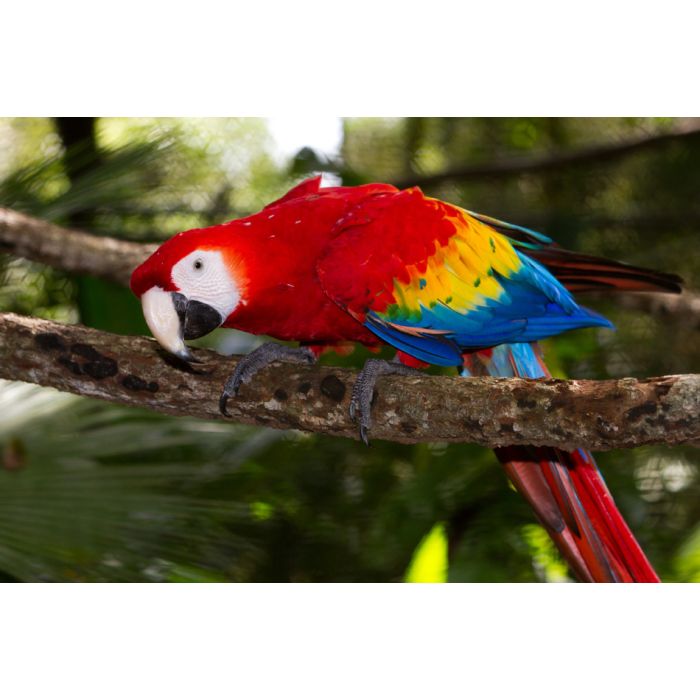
529,247,683,294
463,343,660,583
471,208,684,295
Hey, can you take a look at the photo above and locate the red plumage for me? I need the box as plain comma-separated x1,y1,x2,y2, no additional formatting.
132,177,395,345
131,176,681,582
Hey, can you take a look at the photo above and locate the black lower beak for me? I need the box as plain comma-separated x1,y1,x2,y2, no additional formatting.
171,293,224,341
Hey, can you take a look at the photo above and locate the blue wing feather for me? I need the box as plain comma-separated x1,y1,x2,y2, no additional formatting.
364,248,613,366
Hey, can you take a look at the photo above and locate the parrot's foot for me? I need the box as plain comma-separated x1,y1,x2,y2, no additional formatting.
349,359,423,445
219,342,316,416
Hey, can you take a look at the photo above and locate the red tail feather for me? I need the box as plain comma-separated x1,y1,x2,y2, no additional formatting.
496,446,658,582
468,346,660,583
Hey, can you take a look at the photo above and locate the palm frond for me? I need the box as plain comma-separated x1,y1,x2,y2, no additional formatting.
0,380,282,581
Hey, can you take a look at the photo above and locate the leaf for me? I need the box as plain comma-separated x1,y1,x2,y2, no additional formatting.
405,523,448,583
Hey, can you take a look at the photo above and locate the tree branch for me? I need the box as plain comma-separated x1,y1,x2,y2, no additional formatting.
393,123,700,189
1,313,697,450
0,207,154,286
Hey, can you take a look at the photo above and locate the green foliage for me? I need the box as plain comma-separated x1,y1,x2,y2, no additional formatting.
0,117,697,581
0,381,545,582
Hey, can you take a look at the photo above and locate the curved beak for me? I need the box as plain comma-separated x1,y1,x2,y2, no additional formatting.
140,287,223,362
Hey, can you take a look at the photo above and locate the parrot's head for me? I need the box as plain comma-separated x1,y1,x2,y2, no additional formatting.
130,225,246,361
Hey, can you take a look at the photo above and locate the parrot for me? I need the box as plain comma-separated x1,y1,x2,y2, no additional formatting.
130,175,683,583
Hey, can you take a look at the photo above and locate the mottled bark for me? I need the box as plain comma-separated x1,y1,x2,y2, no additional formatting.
1,313,698,451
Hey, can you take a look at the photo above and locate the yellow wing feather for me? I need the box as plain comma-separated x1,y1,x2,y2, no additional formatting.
389,203,522,317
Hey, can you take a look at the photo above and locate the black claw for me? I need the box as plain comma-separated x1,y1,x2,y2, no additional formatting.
219,342,318,418
359,424,370,447
219,392,231,417
349,358,424,445
157,348,207,374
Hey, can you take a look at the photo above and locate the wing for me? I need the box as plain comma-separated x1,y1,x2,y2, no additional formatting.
317,187,612,366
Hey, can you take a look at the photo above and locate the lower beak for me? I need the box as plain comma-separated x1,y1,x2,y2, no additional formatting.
140,287,223,361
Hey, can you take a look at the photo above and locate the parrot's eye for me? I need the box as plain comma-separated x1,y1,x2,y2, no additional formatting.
193,259,203,271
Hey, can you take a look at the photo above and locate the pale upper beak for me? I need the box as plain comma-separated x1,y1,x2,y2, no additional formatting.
140,287,223,362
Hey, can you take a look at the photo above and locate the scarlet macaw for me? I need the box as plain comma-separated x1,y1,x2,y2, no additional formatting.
130,176,682,582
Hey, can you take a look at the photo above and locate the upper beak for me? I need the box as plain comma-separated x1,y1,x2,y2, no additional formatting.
140,287,223,362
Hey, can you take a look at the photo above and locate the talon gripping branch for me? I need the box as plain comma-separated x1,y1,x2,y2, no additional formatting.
131,176,683,583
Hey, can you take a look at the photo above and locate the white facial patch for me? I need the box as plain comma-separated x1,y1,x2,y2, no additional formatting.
171,250,242,320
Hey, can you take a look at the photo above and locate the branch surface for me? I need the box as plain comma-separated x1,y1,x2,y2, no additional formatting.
1,313,698,451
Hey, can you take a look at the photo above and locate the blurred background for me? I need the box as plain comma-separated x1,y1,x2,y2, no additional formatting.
0,117,698,582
